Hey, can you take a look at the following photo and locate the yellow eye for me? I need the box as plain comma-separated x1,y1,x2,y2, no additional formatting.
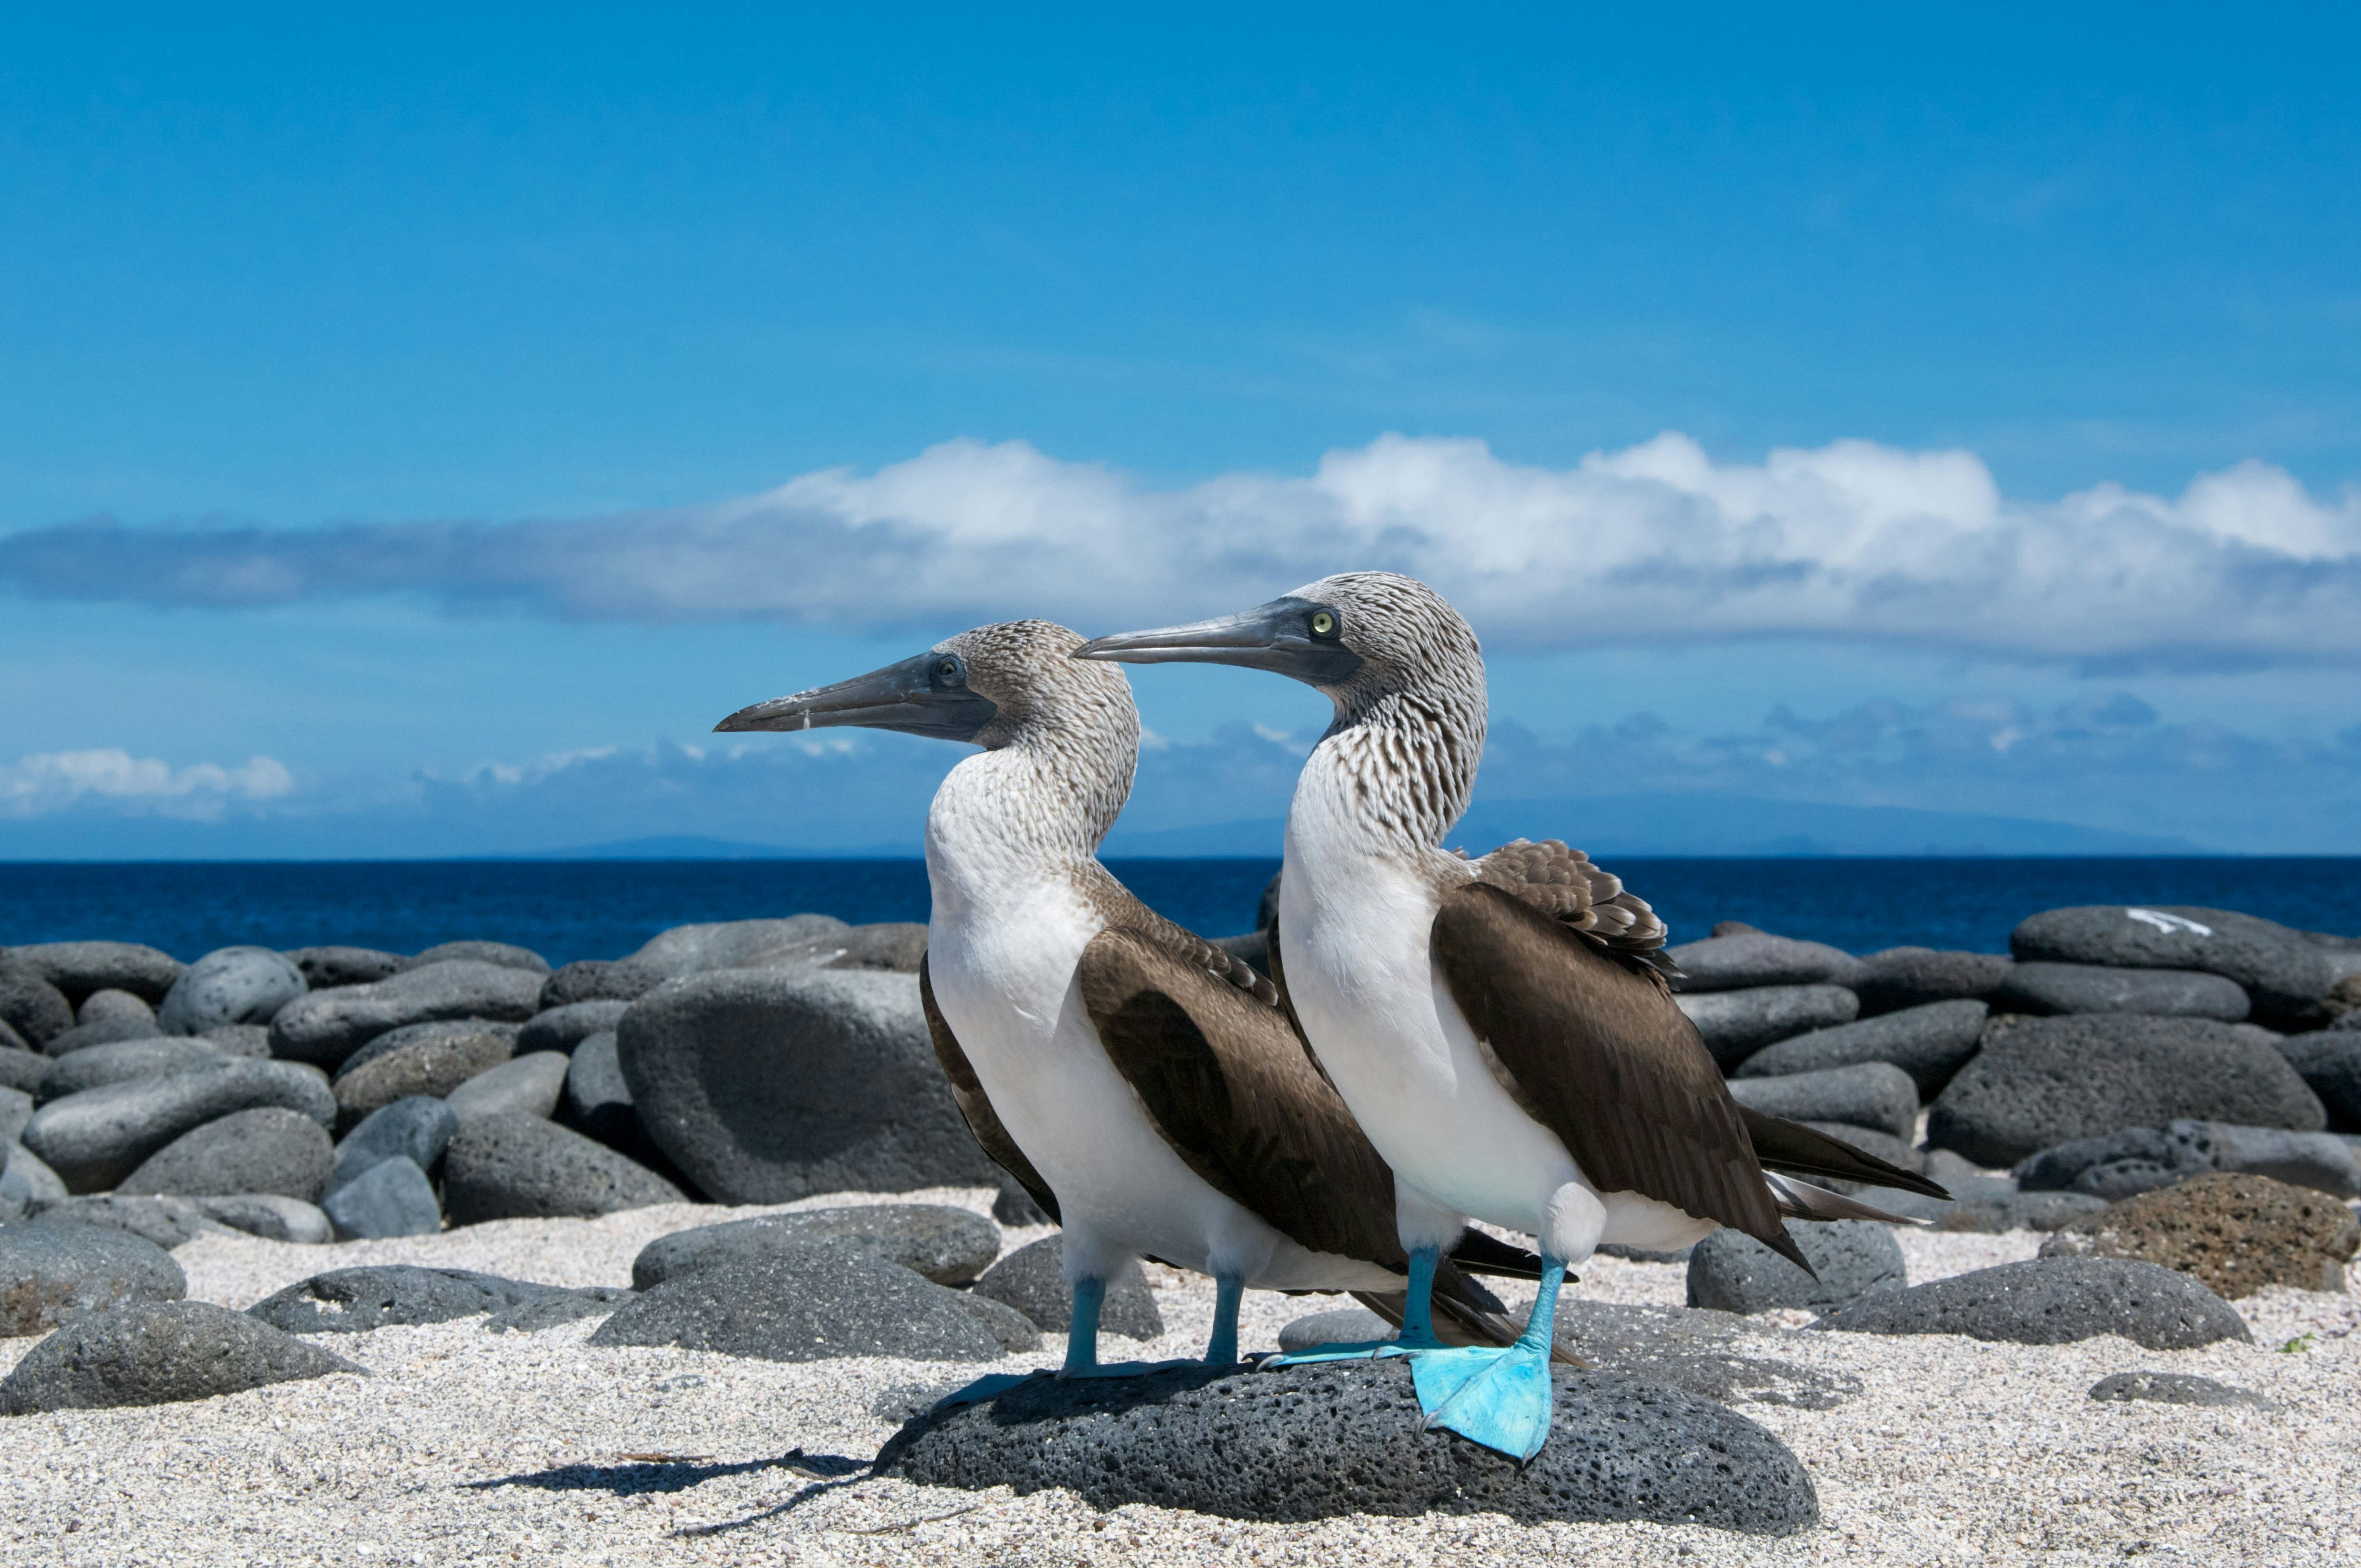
1310,611,1337,637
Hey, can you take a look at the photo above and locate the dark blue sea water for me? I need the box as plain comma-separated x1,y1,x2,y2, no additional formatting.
2,857,2356,966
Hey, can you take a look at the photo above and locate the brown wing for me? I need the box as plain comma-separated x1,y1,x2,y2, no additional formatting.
1078,926,1406,1265
1472,839,1680,979
1433,883,1796,1258
917,956,1061,1225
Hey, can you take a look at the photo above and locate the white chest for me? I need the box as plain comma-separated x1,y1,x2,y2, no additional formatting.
1279,757,1583,1233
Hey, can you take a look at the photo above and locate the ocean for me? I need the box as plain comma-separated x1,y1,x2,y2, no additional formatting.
1,856,2356,966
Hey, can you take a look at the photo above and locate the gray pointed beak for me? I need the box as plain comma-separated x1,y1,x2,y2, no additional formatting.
715,650,999,743
1073,597,1363,686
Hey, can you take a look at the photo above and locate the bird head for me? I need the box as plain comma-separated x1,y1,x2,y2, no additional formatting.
1071,571,1482,710
716,619,1135,753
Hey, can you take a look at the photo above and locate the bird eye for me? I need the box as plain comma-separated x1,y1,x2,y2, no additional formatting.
1309,610,1338,638
937,659,961,683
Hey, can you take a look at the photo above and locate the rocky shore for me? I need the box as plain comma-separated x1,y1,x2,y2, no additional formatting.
4,896,2360,1564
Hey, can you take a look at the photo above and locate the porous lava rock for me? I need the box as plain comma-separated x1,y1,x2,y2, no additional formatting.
2037,1172,2360,1298
875,1360,1819,1534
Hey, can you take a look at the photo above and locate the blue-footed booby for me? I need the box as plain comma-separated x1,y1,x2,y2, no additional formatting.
1076,575,1946,1458
715,618,1548,1393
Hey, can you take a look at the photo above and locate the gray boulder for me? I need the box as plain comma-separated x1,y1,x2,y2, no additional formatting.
1853,948,2012,1016
192,1194,334,1244
322,1157,443,1240
249,1265,589,1332
331,1023,515,1130
992,1170,1052,1226
445,1051,569,1122
10,941,184,1005
2088,1371,2265,1408
1675,985,1861,1072
2274,1034,2361,1131
117,1107,335,1202
37,1036,225,1102
630,914,850,976
876,1360,1818,1533
21,1193,218,1248
633,1204,1002,1291
1,1300,359,1413
335,1018,520,1079
327,1096,459,1193
0,1222,186,1336
41,1015,166,1056
1735,1000,1988,1097
516,999,629,1054
1932,1192,2111,1233
78,988,155,1028
0,958,74,1049
0,1084,27,1147
23,1057,336,1192
762,921,931,974
974,1234,1163,1338
562,1031,635,1146
1992,962,2251,1021
200,1023,272,1057
619,967,999,1202
2012,905,2336,1025
400,940,550,975
2013,1119,2361,1201
1667,932,1866,993
482,1287,636,1334
0,1044,44,1093
284,946,406,988
270,960,546,1069
1686,1221,1906,1314
157,946,307,1036
1726,1063,1917,1141
537,958,666,1010
589,1237,1007,1363
3,1141,68,1220
1812,1257,2249,1348
538,914,915,1009
440,1111,683,1224
1928,1015,2326,1168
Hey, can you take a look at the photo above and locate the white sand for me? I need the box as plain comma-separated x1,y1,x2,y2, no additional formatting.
4,1189,2357,1567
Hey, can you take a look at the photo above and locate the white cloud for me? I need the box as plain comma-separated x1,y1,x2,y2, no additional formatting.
6,432,2359,667
0,750,294,818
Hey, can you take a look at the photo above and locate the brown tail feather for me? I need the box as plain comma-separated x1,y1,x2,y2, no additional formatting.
1446,1227,1546,1280
1741,1107,1952,1201
1766,1171,1937,1226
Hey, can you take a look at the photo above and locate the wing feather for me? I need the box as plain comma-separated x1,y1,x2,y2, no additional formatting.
1078,927,1405,1265
1470,839,1680,978
1432,883,1793,1251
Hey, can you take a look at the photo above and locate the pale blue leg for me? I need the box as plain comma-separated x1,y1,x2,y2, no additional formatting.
1206,1274,1244,1365
1409,1255,1565,1461
1057,1273,1200,1381
1260,1246,1445,1366
930,1279,1104,1412
1064,1276,1106,1373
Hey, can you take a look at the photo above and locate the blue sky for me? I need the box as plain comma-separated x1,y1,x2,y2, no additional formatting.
3,4,2358,855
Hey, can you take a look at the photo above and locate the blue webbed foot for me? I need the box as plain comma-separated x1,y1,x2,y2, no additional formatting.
1256,1330,1441,1368
1411,1340,1556,1461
